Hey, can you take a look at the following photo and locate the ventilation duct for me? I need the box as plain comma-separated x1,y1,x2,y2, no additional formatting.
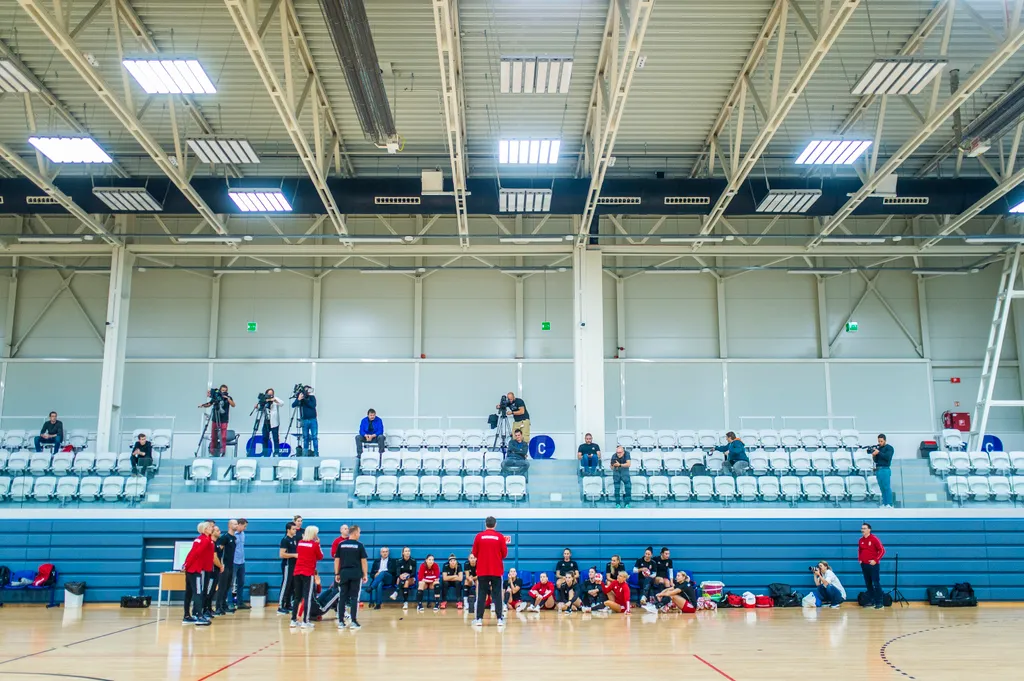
317,0,399,150
959,75,1024,158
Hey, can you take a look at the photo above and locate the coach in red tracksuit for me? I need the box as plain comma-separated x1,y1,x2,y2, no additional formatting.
470,515,508,626
182,521,215,626
858,522,886,609
292,526,324,628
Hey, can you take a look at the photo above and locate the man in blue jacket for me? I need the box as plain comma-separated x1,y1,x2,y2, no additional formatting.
356,408,386,454
291,387,318,456
715,431,749,473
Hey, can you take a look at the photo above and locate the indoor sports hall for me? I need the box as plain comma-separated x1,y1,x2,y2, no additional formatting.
0,0,1022,679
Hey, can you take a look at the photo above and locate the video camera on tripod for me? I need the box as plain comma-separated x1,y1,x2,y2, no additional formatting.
291,383,312,399
487,393,512,452
488,393,511,429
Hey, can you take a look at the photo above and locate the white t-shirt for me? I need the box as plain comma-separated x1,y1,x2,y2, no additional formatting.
822,569,846,599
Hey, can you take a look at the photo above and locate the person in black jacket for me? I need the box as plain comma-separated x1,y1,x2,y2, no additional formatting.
34,411,63,452
291,387,318,456
130,432,154,475
633,547,657,604
391,546,417,610
361,546,397,609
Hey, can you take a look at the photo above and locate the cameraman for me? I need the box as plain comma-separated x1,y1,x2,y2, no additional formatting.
291,386,318,456
497,392,531,442
258,388,285,456
812,560,846,608
199,385,236,457
869,434,895,509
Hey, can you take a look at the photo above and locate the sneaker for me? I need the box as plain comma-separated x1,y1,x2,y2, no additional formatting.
212,610,227,617
182,616,196,625
615,503,621,508
301,622,315,629
561,608,571,615
457,601,463,610
497,618,506,627
440,602,447,610
830,604,842,609
529,604,539,612
516,602,528,613
471,618,483,626
203,611,215,619
290,620,298,628
624,503,631,508
374,603,382,610
349,622,361,630
417,606,424,612
640,597,647,605
194,617,211,627
277,608,291,616
390,591,398,601
581,606,591,613
642,603,658,614
338,619,346,629
874,604,884,610
237,604,251,610
433,605,440,612
403,602,409,610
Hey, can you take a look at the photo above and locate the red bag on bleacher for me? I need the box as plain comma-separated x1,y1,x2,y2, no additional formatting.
32,564,55,587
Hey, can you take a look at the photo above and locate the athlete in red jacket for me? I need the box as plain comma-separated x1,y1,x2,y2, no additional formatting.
528,573,555,611
858,523,886,609
603,570,632,613
470,516,508,626
182,521,216,625
416,555,441,611
291,526,323,628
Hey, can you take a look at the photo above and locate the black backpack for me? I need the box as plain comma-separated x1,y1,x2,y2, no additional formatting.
857,591,893,607
768,582,800,607
939,582,978,607
927,586,949,605
0,566,10,587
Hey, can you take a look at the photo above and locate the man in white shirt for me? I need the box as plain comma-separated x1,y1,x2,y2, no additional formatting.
363,546,397,609
813,560,847,608
258,388,285,456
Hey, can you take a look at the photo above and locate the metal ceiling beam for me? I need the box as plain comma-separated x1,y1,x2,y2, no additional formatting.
223,0,351,243
810,26,1024,246
17,0,230,237
576,0,655,242
432,0,470,248
919,167,1024,248
696,0,861,241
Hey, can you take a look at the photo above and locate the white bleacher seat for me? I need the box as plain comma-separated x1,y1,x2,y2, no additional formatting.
941,428,965,451
9,476,30,500
29,452,51,474
758,430,780,450
832,450,854,475
94,452,116,475
191,458,214,484
790,449,812,475
969,452,991,474
780,476,802,502
990,451,1012,474
124,476,146,500
380,451,402,475
444,429,464,450
68,429,89,451
401,451,422,473
736,475,758,501
846,476,868,501
464,450,485,474
443,449,465,473
967,475,991,500
748,449,770,475
485,476,505,501
662,450,684,474
1010,452,1024,473
853,448,874,473
72,452,95,475
676,430,698,451
670,476,691,500
810,449,832,473
484,449,504,474
714,476,736,501
78,476,101,500
697,430,719,450
1012,476,1024,498
802,476,825,501
640,450,663,473
398,476,420,501
50,451,73,476
0,450,7,471
583,476,604,501
55,476,78,502
769,450,791,473
32,476,56,501
604,476,616,499
276,459,299,483
949,450,971,476
442,476,463,501
235,458,258,483
631,476,649,501
354,475,376,501
421,451,443,474
824,476,847,502
779,429,800,450
989,475,1012,501
738,430,759,449
101,477,125,501
423,429,445,450
386,429,405,451
656,430,677,451
506,475,527,501
705,451,725,474
151,429,172,452
819,429,840,450
419,475,441,501
404,429,425,450
840,429,860,450
376,475,398,500
463,429,485,450
947,476,969,500
359,451,381,473
115,453,134,475
4,430,28,451
318,459,341,484
635,429,656,451
649,475,670,501
866,475,881,500
6,451,29,475
616,430,636,449
758,476,781,501
692,475,714,501
800,429,822,450
684,450,705,471
463,475,484,501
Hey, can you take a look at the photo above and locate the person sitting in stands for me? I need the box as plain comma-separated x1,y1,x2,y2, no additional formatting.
392,547,417,610
527,572,555,612
501,429,531,475
356,408,386,455
647,571,698,613
130,432,154,475
602,570,631,613
582,568,606,613
440,554,463,610
556,573,583,614
716,431,749,473
416,554,441,612
35,411,63,452
506,568,525,612
577,433,602,476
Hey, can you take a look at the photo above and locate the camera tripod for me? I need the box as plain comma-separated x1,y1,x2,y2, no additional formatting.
249,400,271,456
887,553,909,607
492,410,512,454
195,404,228,457
283,403,303,456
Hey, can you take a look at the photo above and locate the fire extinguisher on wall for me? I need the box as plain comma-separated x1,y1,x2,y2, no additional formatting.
942,411,971,432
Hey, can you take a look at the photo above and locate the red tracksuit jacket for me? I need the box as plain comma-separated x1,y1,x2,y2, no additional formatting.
295,540,323,577
418,562,440,583
603,580,631,611
471,529,508,577
183,534,215,573
858,534,886,564
529,581,554,600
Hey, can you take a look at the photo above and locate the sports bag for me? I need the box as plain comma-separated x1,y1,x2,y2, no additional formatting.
755,594,774,608
742,591,756,608
768,582,801,607
33,564,56,587
700,580,725,601
858,591,893,607
926,585,949,605
0,565,10,587
802,592,821,608
724,592,743,608
939,582,978,607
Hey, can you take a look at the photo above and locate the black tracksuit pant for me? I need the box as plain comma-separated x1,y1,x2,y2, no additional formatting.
476,575,503,620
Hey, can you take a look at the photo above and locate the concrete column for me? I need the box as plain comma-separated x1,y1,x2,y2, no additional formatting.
573,246,605,444
515,276,525,359
310,276,322,359
96,246,135,455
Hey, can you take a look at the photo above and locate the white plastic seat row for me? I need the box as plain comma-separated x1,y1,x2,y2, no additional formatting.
366,449,498,475
385,429,489,451
947,475,1014,501
354,475,527,502
0,475,146,502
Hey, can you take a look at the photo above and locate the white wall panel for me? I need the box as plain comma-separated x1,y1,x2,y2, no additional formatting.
121,361,210,436
1,361,102,422
522,361,573,432
603,275,618,359
927,267,1016,362
621,362,726,429
830,362,932,432
604,361,622,433
12,271,107,358
624,274,718,358
726,272,817,358
726,362,828,425
128,271,211,358
933,365,1024,434
418,362,517,427
524,273,572,359
320,272,415,358
827,272,921,359
314,362,416,431
217,274,312,358
423,272,515,358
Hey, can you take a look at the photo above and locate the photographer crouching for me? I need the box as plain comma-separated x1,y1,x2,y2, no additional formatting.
291,385,318,456
497,392,530,442
199,385,236,457
811,561,846,608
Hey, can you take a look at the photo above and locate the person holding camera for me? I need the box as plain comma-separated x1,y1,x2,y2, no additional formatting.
291,386,318,457
497,392,531,442
715,431,750,473
869,434,895,508
812,560,846,608
356,408,386,455
501,429,531,475
611,446,632,508
199,385,236,457
35,411,64,453
257,388,284,456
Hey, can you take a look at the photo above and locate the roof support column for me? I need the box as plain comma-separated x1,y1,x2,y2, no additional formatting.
574,246,606,445
96,245,134,456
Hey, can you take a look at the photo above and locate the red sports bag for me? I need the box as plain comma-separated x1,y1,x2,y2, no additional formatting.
755,594,773,608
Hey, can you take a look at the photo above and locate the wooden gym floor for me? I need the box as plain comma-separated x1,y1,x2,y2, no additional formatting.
0,603,1019,680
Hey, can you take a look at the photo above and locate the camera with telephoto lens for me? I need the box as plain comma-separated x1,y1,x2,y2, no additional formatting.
809,566,819,573
208,388,226,403
257,392,269,406
498,394,511,410
292,383,311,398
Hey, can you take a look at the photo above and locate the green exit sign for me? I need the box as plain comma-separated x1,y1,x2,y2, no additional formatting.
247,321,258,333
541,321,551,331
845,321,858,333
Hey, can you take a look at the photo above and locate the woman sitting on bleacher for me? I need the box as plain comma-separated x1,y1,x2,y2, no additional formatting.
505,568,524,611
391,547,417,610
715,432,749,473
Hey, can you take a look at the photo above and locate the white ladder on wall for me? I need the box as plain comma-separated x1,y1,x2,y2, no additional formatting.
971,246,1024,450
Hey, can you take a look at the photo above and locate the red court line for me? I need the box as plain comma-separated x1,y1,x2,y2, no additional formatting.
694,654,737,681
195,641,278,681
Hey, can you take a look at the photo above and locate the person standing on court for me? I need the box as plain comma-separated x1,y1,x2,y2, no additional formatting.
182,521,215,626
277,521,299,615
291,526,323,629
213,519,238,615
334,525,368,630
231,518,248,610
868,434,895,508
858,523,886,609
470,515,508,627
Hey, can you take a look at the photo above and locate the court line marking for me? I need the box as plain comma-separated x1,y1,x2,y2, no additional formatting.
194,640,279,681
0,650,56,665
879,618,1024,680
63,620,159,648
693,654,737,681
0,674,113,681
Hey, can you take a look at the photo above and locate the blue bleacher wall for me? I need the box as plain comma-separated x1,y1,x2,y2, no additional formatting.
2,517,1023,603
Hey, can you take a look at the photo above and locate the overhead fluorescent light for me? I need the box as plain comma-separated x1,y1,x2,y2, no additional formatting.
913,269,974,276
343,236,416,244
177,236,245,244
228,188,292,213
851,57,947,96
499,139,561,165
187,138,260,165
755,189,822,213
787,269,846,275
17,235,85,244
795,140,872,165
659,237,725,244
122,58,217,94
1009,199,1024,213
644,268,711,275
92,187,163,212
497,235,572,244
498,189,552,213
0,60,38,93
500,57,573,94
213,268,279,275
964,235,1024,244
359,268,427,274
28,136,112,164
819,236,888,244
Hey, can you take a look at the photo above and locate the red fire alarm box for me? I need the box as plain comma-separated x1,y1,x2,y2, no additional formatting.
950,377,961,384
942,411,971,432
